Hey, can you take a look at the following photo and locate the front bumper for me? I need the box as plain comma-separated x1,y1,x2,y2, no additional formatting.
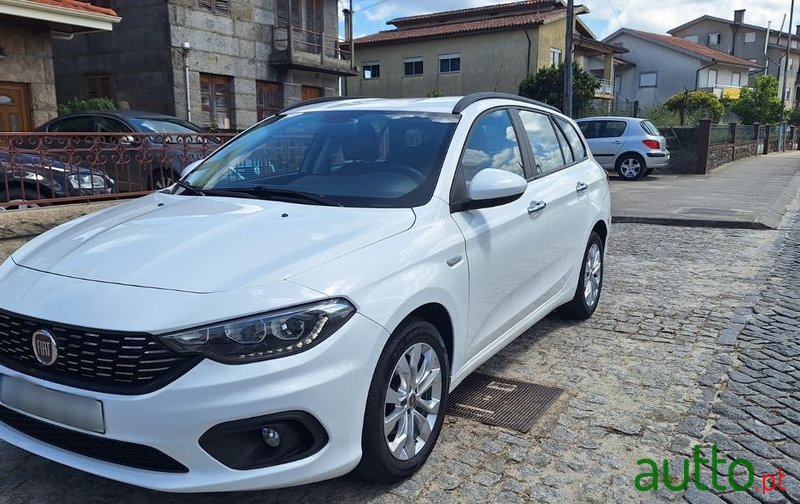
0,312,386,492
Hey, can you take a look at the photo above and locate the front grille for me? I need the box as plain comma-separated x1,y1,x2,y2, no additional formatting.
0,404,188,473
0,309,201,394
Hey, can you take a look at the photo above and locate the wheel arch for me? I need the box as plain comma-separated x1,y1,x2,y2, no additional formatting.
400,303,454,368
592,220,608,247
615,151,646,168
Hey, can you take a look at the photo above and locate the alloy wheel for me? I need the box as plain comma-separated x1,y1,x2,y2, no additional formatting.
383,342,443,461
620,158,642,179
584,242,602,308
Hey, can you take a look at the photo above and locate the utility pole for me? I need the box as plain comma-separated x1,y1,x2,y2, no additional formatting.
781,0,795,151
563,0,575,116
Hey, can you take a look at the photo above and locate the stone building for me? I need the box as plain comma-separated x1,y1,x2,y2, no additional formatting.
52,0,356,130
0,0,119,131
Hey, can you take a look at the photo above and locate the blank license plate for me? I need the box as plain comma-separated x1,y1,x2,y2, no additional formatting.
0,375,105,433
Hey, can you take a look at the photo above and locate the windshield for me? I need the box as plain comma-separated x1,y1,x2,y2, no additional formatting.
183,110,459,208
128,117,203,133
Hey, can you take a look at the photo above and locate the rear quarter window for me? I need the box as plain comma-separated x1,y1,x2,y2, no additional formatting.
641,120,661,136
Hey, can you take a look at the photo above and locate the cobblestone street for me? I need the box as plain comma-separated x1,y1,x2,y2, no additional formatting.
0,202,797,502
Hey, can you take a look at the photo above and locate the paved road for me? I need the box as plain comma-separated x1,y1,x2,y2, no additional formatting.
0,203,794,501
611,152,800,230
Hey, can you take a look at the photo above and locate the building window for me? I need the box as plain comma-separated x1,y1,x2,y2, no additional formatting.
549,48,562,66
257,81,282,121
301,85,322,100
404,58,424,76
439,54,461,73
200,73,233,130
683,35,699,43
745,31,756,44
707,69,718,88
639,72,657,88
198,0,229,14
791,59,795,71
85,74,112,98
793,40,799,49
362,62,380,79
732,72,742,87
708,33,721,46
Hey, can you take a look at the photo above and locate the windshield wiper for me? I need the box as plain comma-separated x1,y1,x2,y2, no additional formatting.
249,186,343,207
172,179,204,196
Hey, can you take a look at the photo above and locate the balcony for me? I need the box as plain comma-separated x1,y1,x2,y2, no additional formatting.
698,86,743,100
271,26,358,76
595,79,614,99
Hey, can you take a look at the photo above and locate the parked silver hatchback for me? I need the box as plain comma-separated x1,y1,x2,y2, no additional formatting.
576,117,669,180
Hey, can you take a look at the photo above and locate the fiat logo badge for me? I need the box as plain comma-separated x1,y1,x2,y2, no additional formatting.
32,329,58,366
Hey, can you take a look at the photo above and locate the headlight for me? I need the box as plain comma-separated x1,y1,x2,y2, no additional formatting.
159,299,355,364
68,173,107,190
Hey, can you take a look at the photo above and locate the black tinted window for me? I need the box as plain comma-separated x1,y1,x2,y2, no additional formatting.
460,110,524,183
48,116,94,132
578,120,627,139
518,110,565,177
95,117,131,132
556,117,587,160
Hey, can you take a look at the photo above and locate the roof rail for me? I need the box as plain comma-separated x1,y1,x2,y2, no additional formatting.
280,96,369,114
452,92,560,114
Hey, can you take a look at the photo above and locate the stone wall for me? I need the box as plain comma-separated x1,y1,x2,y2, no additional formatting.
708,143,734,171
52,0,174,115
0,23,58,127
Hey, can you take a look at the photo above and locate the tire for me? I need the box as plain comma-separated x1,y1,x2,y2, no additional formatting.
643,168,654,177
560,232,604,320
616,154,645,180
150,167,178,191
355,318,450,483
1,187,43,210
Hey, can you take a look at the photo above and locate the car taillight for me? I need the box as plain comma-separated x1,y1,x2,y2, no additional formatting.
643,139,661,150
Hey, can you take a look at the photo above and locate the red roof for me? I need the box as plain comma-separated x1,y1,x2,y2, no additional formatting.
355,9,565,46
388,0,557,27
29,0,117,17
627,29,758,67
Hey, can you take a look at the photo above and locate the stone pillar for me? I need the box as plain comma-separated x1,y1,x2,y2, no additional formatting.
729,122,737,160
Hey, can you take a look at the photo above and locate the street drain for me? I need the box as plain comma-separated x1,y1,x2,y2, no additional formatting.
448,373,563,433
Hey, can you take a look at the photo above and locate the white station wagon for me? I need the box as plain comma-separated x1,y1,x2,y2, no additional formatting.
0,94,610,492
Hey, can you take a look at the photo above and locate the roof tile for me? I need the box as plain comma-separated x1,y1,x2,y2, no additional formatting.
628,29,758,67
355,9,564,46
29,0,117,17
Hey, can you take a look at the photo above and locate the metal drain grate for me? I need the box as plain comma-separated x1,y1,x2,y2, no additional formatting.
448,373,563,433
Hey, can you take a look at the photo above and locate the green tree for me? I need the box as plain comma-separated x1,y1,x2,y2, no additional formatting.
518,62,598,115
663,90,724,125
57,97,116,116
729,75,783,124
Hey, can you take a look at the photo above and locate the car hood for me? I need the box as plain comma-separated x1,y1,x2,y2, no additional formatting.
12,193,416,293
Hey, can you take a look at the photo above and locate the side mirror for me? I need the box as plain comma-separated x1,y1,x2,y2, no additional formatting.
464,168,528,209
181,159,203,179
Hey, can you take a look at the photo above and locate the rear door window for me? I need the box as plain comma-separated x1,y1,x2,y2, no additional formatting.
556,118,587,160
602,121,628,138
48,116,95,132
518,110,566,177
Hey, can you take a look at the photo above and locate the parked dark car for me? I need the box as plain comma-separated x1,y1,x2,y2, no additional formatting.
0,152,114,209
34,111,218,191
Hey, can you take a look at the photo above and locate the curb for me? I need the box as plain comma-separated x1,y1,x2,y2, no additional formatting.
610,216,773,230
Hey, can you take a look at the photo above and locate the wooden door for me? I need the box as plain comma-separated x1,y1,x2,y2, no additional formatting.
0,83,31,132
301,85,322,101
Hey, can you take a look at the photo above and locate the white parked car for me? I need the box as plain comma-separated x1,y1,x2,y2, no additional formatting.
576,116,670,180
0,94,610,492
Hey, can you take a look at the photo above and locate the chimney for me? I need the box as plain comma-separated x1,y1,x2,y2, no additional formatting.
734,9,745,24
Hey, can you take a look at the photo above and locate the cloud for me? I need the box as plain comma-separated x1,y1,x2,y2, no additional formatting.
349,0,799,40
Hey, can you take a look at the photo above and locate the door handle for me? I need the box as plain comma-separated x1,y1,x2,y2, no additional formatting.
576,181,589,193
613,141,622,144
527,201,547,214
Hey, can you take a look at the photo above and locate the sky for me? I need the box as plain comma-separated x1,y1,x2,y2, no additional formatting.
339,0,799,40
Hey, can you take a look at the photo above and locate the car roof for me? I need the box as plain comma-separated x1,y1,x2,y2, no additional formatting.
282,95,562,116
576,116,645,122
54,110,186,120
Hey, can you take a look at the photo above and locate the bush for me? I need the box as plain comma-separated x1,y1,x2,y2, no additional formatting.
57,97,116,115
729,75,782,124
642,105,684,128
518,62,598,115
663,91,724,125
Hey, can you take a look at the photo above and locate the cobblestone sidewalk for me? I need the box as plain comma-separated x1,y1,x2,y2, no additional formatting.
677,207,800,504
0,213,792,503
